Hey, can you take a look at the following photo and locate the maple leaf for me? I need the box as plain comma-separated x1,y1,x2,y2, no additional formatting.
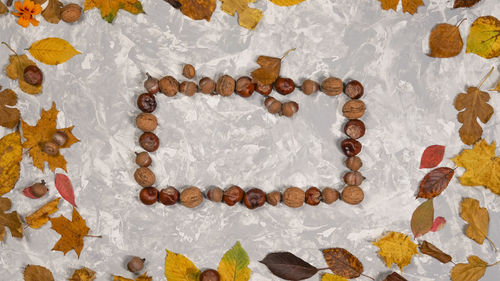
0,197,23,241
454,87,493,145
21,102,79,172
377,0,424,15
26,197,60,229
84,0,144,23
50,208,90,257
466,16,500,59
69,267,96,281
250,48,295,86
452,139,500,195
0,89,20,129
176,0,216,21
373,232,418,272
220,0,263,30
0,131,23,196
5,53,42,95
24,265,54,281
427,23,463,58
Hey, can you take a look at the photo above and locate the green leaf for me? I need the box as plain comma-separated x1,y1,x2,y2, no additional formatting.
218,241,251,281
466,16,500,59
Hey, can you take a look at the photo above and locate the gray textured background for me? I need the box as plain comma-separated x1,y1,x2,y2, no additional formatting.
0,0,499,280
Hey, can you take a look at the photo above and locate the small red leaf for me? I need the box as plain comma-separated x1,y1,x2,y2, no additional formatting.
55,173,76,207
420,145,445,169
430,216,446,232
417,167,454,199
22,187,37,199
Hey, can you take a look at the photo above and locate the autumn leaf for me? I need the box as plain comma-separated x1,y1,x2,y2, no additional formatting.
0,196,23,241
69,267,96,281
218,241,251,281
55,173,77,207
269,0,306,6
322,248,364,279
377,0,424,15
28,38,80,65
0,131,23,196
466,16,500,59
384,272,407,281
373,232,418,272
419,241,452,264
410,199,434,238
177,0,216,21
491,79,500,93
453,0,481,8
24,265,54,281
220,0,263,30
113,273,152,281
5,54,42,94
0,1,8,15
21,102,79,172
419,145,445,169
417,167,454,199
430,216,446,232
41,0,62,24
26,197,60,229
428,23,463,58
165,250,200,281
50,208,90,257
260,252,318,280
321,274,348,281
452,139,500,195
0,89,20,129
450,256,489,281
460,198,495,250
84,0,144,23
251,48,295,86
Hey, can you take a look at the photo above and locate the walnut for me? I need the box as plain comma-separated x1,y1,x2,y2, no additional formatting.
180,186,203,208
342,100,365,119
267,191,281,206
134,167,155,187
61,3,82,23
322,188,339,204
136,113,157,132
216,75,235,96
283,187,305,208
183,64,196,79
341,185,364,205
159,76,179,97
321,77,343,96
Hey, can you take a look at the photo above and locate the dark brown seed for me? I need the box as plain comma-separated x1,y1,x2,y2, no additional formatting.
344,119,366,139
137,93,157,113
305,186,321,205
159,187,179,205
341,139,362,157
139,187,158,205
344,80,364,99
243,188,266,209
275,77,295,95
223,185,244,206
256,83,273,96
139,132,159,152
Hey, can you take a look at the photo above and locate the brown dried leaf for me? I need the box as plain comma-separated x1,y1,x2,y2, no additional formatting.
454,87,494,145
428,23,463,58
0,196,23,241
24,265,54,281
450,256,487,281
0,89,20,129
220,0,263,30
419,241,452,263
33,0,48,4
417,167,454,199
69,267,96,281
377,0,424,15
26,197,61,229
460,198,489,245
260,252,318,280
410,199,434,238
177,0,216,21
384,272,407,281
0,1,8,15
322,248,363,279
42,0,63,24
250,56,282,86
50,208,90,257
5,54,42,95
453,0,481,8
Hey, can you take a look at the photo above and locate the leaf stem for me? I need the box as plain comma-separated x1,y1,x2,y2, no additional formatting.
317,267,329,271
281,48,296,60
85,234,102,238
1,42,18,56
488,260,500,267
361,273,375,280
456,18,466,28
485,236,498,252
478,67,494,89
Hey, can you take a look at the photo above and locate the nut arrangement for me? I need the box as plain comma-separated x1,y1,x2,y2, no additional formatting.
134,64,367,208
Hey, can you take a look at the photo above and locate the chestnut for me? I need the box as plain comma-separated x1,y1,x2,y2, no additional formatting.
139,132,159,152
344,119,365,139
275,77,295,95
159,187,179,205
243,188,266,209
200,269,220,281
305,186,321,206
137,93,157,113
235,76,255,98
139,187,158,205
256,83,273,96
341,139,362,157
223,185,244,206
344,80,364,99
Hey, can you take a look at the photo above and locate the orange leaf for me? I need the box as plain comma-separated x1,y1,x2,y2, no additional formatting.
378,0,424,15
427,23,463,58
178,0,216,21
0,196,23,241
50,208,90,257
0,89,20,129
250,48,295,86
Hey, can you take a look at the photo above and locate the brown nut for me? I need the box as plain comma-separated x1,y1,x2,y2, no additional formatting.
23,65,43,86
61,3,82,23
52,131,68,146
343,171,364,186
159,76,179,97
139,187,158,205
199,77,215,94
29,181,48,198
256,83,273,96
136,113,158,132
344,119,365,139
275,77,295,95
341,185,364,205
283,187,305,208
341,139,362,157
127,256,145,273
200,269,220,281
223,185,244,206
322,188,339,204
183,64,196,79
301,79,319,95
179,81,197,96
281,101,299,117
243,188,266,209
344,80,364,99
305,186,321,206
342,100,365,119
43,141,59,156
321,77,343,96
144,72,160,94
207,187,223,202
345,156,362,171
216,75,235,96
135,151,152,167
159,186,179,205
180,186,203,208
236,76,255,98
134,167,156,187
267,191,281,206
137,93,157,113
139,132,160,152
264,97,282,114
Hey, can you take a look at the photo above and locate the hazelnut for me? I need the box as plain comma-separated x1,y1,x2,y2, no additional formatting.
243,188,266,209
182,64,196,79
275,77,295,95
344,119,365,139
180,186,203,208
345,156,362,171
52,131,68,146
264,97,281,114
341,139,362,157
207,187,223,202
139,187,158,205
136,113,158,132
281,101,299,117
322,188,339,204
199,77,215,94
236,76,255,98
159,76,179,97
159,186,179,205
301,79,319,95
283,187,305,208
256,83,273,96
305,186,321,206
223,185,244,206
127,256,145,273
23,65,43,86
134,167,156,187
179,81,197,96
144,73,160,94
200,269,220,281
341,185,364,205
321,77,343,96
216,75,235,96
137,93,157,113
343,171,364,186
135,152,152,167
342,100,365,119
344,80,364,99
61,3,82,23
139,132,159,152
43,141,59,156
267,191,281,206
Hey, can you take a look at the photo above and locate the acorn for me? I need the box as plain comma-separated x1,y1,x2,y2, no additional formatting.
27,180,48,198
43,141,59,156
52,131,68,146
280,101,298,117
264,97,281,114
127,256,145,273
144,72,159,94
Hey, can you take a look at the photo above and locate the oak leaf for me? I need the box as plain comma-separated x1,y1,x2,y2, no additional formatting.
373,232,418,271
321,274,347,281
50,208,90,257
260,252,318,280
377,0,424,15
69,267,96,281
21,102,79,172
0,131,23,195
453,0,481,8
455,87,493,145
417,167,454,199
452,139,500,195
84,0,144,23
113,273,152,281
0,196,23,241
218,241,251,281
28,38,80,65
322,248,364,279
165,249,200,281
251,48,294,86
450,256,488,281
0,89,20,129
419,145,445,169
419,241,452,263
24,265,54,281
410,199,434,238
220,0,263,30
41,0,62,24
5,54,42,95
269,0,306,6
466,16,500,59
460,198,491,245
428,23,463,58
177,0,216,21
26,197,61,229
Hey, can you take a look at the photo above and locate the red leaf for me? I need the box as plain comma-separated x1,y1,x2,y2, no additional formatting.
430,216,446,232
417,167,454,199
22,186,37,199
420,145,445,169
55,173,76,207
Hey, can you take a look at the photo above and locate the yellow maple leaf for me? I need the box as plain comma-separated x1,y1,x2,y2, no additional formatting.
218,241,251,281
220,0,263,30
452,139,500,195
0,196,23,241
50,208,90,258
84,0,144,23
5,54,42,95
372,231,418,272
321,273,348,281
113,273,152,281
28,38,81,65
0,131,23,196
466,16,500,59
378,0,424,15
269,0,306,6
164,250,200,281
26,197,61,229
69,267,96,281
21,102,79,172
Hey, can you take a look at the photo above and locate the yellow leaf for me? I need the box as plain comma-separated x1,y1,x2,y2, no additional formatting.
220,0,263,30
218,241,251,281
178,0,216,21
50,208,90,257
113,273,152,281
321,273,348,281
452,139,500,195
26,197,61,229
165,250,200,281
372,232,418,272
460,198,490,245
5,54,42,95
24,265,54,281
269,0,306,6
0,89,20,129
69,267,96,281
28,38,80,65
113,276,133,281
0,196,23,241
0,132,23,195
84,0,144,23
466,16,500,59
21,102,79,172
377,0,424,15
450,256,488,281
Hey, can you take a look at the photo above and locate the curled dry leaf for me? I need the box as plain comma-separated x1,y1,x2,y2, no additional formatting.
466,16,500,59
0,132,23,196
410,199,434,238
419,241,452,264
430,216,446,232
322,248,364,279
28,38,81,65
24,265,54,281
419,145,445,169
218,241,251,281
384,272,407,281
220,0,263,30
42,0,62,24
377,0,424,15
428,23,463,58
321,273,348,281
251,48,294,86
373,232,418,272
453,0,481,8
0,89,20,129
417,167,454,199
5,54,42,95
460,198,490,245
50,208,90,257
55,173,77,207
164,250,200,281
69,267,96,281
177,0,216,21
269,0,306,6
113,273,152,281
450,256,488,281
0,196,23,241
260,252,318,280
26,197,61,229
